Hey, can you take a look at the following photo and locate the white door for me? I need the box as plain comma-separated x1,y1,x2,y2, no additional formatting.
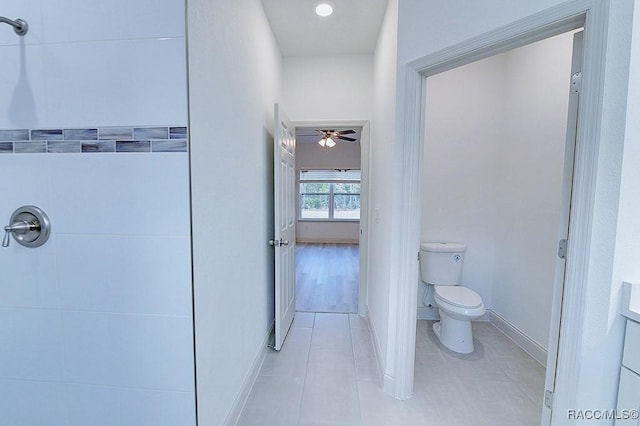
271,103,296,351
542,30,583,424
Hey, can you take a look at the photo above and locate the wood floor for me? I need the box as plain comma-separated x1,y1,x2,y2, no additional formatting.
295,243,359,313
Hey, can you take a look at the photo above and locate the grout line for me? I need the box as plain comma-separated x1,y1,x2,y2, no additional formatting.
295,312,315,425
0,376,193,393
349,313,365,425
0,305,191,318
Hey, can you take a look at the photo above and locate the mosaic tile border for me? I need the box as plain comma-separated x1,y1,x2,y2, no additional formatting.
0,126,188,154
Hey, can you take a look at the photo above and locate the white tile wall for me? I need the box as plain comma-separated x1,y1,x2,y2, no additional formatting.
0,1,194,424
117,387,196,426
0,308,65,381
0,379,68,425
0,1,188,129
0,239,59,308
42,0,185,43
61,311,194,391
56,235,192,315
66,384,196,426
0,44,47,129
47,154,190,235
43,39,188,128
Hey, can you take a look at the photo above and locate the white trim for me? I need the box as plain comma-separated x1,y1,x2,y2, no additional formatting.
365,306,386,391
358,122,371,317
489,310,548,366
223,321,274,426
391,2,608,422
296,237,359,244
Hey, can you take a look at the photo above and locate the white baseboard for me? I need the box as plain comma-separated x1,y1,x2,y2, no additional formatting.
365,306,385,389
296,238,359,244
223,321,274,426
488,310,547,366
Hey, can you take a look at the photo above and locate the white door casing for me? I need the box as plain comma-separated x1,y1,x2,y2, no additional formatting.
273,103,296,351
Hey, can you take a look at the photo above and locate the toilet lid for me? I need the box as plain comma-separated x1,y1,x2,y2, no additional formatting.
434,286,483,309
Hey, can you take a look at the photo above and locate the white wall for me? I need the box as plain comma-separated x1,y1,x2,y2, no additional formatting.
0,1,193,425
187,0,282,424
378,0,638,413
369,0,398,386
420,53,505,318
493,33,574,348
296,141,361,243
283,54,373,122
420,33,574,349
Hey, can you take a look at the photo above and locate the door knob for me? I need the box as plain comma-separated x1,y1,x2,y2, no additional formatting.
268,238,290,247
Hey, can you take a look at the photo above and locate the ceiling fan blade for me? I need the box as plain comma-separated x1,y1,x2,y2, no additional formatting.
337,136,357,142
338,129,356,135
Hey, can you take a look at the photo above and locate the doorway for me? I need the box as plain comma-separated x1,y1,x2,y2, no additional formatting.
389,3,609,422
293,122,371,315
416,29,581,424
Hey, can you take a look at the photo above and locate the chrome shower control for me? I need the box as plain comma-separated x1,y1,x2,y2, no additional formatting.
2,206,51,248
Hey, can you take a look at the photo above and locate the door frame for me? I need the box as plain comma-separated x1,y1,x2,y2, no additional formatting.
293,119,371,316
388,0,607,420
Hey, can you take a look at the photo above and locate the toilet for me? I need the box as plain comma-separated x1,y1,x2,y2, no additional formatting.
419,242,485,354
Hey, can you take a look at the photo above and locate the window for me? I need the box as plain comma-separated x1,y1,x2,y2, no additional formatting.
299,170,360,220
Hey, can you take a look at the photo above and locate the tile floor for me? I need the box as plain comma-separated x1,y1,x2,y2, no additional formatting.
237,313,545,426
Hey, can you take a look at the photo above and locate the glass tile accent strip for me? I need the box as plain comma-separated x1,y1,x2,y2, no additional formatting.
0,126,188,154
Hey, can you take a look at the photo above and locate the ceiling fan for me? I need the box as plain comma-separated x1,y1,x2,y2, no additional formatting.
317,129,357,147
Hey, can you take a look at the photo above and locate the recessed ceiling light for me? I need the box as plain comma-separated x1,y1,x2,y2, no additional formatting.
315,3,334,17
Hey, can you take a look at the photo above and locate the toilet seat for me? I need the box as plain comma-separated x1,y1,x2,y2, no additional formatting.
434,286,482,309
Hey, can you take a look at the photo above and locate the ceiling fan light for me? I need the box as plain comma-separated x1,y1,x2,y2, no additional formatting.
325,137,336,148
315,3,334,17
318,138,326,147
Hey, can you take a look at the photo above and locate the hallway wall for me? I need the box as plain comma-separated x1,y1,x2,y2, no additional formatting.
283,53,373,122
0,1,193,424
369,0,399,390
187,0,282,424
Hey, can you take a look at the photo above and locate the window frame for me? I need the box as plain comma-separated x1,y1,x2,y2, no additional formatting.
298,170,361,222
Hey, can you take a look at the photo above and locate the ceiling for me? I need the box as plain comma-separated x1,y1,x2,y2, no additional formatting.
261,0,388,56
296,126,362,145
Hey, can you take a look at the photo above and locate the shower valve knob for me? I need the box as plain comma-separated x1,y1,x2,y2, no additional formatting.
3,221,36,247
2,206,51,248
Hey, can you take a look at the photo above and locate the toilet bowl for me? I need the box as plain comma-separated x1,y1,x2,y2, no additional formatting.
433,285,485,354
418,242,485,354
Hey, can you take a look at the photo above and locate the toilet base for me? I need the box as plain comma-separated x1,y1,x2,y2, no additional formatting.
433,310,475,354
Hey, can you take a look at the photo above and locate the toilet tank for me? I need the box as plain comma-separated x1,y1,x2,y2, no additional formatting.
419,242,466,286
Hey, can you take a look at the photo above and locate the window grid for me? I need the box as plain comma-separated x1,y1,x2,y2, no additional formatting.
299,181,360,221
